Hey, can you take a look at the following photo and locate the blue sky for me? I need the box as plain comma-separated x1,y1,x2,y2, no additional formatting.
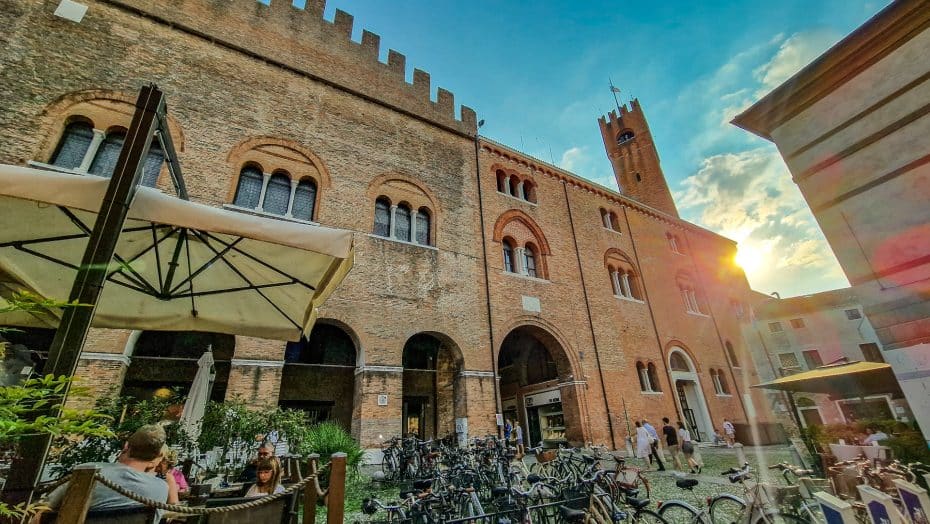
294,0,887,297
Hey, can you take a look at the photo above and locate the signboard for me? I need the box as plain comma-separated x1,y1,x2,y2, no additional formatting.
815,491,857,524
496,413,504,426
524,389,561,408
858,485,904,524
894,479,930,524
377,394,388,406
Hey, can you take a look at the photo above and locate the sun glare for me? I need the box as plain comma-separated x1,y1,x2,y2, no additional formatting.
734,244,764,273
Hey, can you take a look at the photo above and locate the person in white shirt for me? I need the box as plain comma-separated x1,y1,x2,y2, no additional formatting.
722,419,736,448
862,428,889,445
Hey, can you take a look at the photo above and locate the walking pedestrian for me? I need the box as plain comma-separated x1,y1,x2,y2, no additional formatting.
504,418,513,441
678,421,701,474
634,421,652,469
723,418,736,448
514,422,524,458
641,418,665,471
662,417,682,470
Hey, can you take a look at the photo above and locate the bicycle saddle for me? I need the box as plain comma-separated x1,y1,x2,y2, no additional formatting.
361,498,378,515
612,510,629,522
795,469,814,476
491,486,510,497
729,472,750,483
527,473,543,484
676,478,699,490
413,479,433,490
626,497,650,510
559,505,588,523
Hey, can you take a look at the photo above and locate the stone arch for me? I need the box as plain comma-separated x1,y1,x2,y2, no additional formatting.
665,342,715,442
497,319,587,447
492,210,551,255
367,172,441,245
122,331,234,401
279,320,358,429
38,90,185,159
401,331,465,439
226,136,330,220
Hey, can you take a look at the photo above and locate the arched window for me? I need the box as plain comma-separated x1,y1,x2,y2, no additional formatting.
51,121,94,170
725,341,739,367
262,172,292,216
234,165,264,209
415,208,431,245
509,176,520,197
291,178,317,221
140,138,165,187
669,351,690,372
88,130,126,177
637,361,650,392
601,209,612,229
718,369,730,394
617,130,635,145
608,265,620,295
677,274,704,314
524,243,538,278
503,239,516,273
395,204,412,242
610,212,620,231
523,181,537,203
496,170,507,193
667,232,684,254
647,363,661,392
373,197,391,237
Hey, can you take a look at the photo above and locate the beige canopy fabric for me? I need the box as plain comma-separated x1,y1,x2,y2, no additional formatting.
752,361,901,398
0,164,353,341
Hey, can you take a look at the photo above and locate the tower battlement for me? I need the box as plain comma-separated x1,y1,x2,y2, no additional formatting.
103,0,477,134
597,98,678,217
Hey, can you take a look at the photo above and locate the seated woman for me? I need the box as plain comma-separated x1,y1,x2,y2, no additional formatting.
156,448,188,493
244,457,285,497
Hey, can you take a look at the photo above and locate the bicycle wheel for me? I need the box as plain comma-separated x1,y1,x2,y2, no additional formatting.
750,511,806,524
635,508,671,524
709,494,746,524
658,501,706,524
382,453,398,480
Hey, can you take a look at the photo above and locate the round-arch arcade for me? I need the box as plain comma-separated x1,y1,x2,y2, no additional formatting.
401,331,466,441
497,323,586,448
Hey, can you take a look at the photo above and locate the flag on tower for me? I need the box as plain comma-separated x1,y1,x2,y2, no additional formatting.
610,86,621,93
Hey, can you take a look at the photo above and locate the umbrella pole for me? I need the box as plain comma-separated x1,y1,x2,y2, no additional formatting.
1,84,167,506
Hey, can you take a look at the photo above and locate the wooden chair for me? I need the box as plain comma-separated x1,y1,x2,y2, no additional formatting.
199,491,298,524
37,506,158,524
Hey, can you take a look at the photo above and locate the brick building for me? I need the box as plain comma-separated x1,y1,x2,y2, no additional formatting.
0,0,773,448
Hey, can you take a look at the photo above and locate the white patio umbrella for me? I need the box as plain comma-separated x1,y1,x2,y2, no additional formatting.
0,164,354,341
179,349,215,442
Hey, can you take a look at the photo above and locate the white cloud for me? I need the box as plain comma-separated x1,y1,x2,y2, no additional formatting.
677,147,848,296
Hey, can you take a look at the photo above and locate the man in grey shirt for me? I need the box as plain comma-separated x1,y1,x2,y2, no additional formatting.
48,425,170,517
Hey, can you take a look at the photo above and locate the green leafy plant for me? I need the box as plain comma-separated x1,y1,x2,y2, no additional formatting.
51,392,193,478
303,421,364,472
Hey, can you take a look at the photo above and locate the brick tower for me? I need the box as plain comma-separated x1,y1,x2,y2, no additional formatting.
598,99,679,217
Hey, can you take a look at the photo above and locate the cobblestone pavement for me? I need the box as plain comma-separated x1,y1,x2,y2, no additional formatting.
347,445,802,522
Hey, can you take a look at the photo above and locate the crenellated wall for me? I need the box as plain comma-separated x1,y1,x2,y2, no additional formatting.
100,0,476,135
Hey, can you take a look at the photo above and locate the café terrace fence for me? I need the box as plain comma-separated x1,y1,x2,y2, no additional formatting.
40,453,346,524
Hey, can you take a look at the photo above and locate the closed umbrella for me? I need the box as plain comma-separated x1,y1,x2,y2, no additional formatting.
180,349,215,442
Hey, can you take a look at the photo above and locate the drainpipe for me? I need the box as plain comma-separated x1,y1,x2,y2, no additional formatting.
473,127,503,436
561,180,617,450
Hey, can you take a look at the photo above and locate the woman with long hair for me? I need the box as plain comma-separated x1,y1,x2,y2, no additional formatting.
244,457,285,497
677,421,701,474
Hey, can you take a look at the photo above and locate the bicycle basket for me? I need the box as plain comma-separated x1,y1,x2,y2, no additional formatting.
536,450,557,463
799,477,834,498
762,484,803,511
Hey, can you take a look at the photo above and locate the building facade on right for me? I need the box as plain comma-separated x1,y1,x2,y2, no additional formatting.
732,0,930,443
746,288,913,428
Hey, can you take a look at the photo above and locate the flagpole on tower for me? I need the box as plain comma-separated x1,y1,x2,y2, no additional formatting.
609,77,622,114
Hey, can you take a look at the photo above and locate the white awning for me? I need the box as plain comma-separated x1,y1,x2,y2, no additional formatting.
0,164,354,341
